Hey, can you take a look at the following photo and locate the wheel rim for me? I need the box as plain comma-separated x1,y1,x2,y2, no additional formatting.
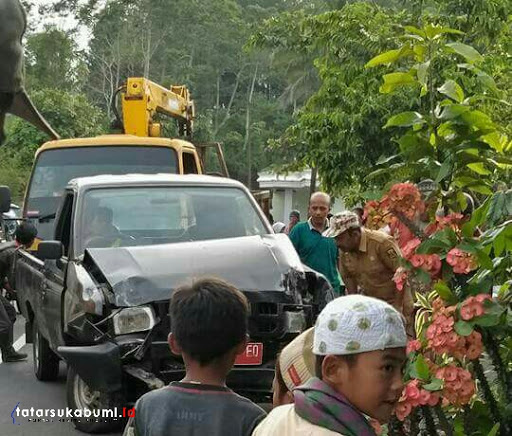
73,373,102,411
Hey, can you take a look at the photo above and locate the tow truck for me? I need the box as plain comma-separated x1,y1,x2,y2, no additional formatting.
23,77,228,242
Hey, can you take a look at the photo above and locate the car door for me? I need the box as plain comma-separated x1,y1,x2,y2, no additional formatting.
42,192,74,350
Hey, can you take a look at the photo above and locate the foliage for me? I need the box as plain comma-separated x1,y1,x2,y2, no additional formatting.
366,24,511,204
363,23,511,436
2,88,106,201
249,2,418,197
248,0,511,202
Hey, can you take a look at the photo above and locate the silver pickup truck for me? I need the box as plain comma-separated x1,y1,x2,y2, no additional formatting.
3,174,333,433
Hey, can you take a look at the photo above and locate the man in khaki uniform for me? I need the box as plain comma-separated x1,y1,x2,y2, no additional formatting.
323,211,414,334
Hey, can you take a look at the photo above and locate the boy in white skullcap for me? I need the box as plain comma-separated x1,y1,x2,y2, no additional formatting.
253,295,407,436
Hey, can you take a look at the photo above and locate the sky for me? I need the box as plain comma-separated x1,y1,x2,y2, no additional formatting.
28,0,91,50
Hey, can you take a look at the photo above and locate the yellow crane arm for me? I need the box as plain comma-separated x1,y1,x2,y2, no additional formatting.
120,77,195,138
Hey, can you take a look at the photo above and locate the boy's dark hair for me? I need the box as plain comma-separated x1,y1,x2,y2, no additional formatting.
170,277,249,366
15,221,37,245
315,354,358,380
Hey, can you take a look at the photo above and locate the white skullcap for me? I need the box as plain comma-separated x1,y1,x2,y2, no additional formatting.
313,295,407,355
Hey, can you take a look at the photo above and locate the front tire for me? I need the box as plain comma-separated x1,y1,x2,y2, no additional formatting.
66,366,124,434
32,319,59,381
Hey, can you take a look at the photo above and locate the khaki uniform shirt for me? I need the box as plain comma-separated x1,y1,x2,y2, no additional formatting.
339,228,405,310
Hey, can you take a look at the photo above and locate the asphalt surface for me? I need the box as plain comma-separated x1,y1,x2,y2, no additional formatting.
0,317,122,436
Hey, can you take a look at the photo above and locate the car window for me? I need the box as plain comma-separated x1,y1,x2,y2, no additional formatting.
78,186,268,253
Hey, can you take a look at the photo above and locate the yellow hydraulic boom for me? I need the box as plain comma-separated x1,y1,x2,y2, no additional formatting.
120,77,195,138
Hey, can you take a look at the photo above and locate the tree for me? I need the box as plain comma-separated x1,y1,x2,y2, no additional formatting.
24,26,85,92
1,88,106,201
249,2,415,197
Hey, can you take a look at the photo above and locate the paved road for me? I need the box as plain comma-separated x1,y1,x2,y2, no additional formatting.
1,316,271,436
0,318,122,436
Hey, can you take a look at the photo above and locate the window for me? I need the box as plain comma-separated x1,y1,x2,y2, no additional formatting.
77,186,268,254
54,193,74,256
26,146,178,240
182,152,198,174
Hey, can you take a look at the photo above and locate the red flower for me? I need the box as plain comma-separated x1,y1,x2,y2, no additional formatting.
402,238,421,260
387,183,425,220
459,294,491,321
446,248,478,274
406,339,422,354
393,267,408,292
395,401,412,421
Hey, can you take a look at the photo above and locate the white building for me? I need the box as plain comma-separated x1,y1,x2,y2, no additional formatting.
257,169,345,223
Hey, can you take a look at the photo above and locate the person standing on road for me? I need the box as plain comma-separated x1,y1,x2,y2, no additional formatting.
323,211,414,334
0,221,37,362
284,210,301,235
289,192,342,295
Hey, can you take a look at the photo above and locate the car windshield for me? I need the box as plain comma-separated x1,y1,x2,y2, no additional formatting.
78,186,268,254
25,146,178,240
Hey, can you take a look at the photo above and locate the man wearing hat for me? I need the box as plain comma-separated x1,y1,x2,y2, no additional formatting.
324,211,413,325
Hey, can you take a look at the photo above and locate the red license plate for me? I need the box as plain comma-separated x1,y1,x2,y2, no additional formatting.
235,343,263,366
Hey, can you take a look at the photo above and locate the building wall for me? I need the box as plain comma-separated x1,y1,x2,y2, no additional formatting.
270,188,346,224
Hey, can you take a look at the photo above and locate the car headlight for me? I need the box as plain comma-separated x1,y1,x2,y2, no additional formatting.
283,310,306,333
113,306,157,335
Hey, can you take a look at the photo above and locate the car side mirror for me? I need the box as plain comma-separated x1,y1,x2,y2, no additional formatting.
38,241,63,260
0,186,11,213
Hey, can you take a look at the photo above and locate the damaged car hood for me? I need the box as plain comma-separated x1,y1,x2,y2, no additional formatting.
83,234,305,306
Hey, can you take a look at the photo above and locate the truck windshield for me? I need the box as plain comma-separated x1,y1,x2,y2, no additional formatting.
78,186,268,254
26,146,178,240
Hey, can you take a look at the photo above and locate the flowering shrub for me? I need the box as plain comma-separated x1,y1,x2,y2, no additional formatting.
365,23,511,436
364,182,511,436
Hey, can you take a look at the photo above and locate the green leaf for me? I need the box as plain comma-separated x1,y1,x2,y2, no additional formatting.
435,160,452,183
487,424,500,436
423,378,443,391
376,154,400,165
416,61,430,87
454,320,474,336
446,42,483,63
460,110,495,130
380,72,417,94
366,49,403,68
424,25,464,38
477,71,498,93
434,280,457,304
474,314,500,327
439,104,470,120
465,197,491,231
468,185,494,196
467,162,492,175
416,238,451,254
494,233,506,256
411,354,430,381
476,249,494,270
438,80,465,103
404,25,426,38
454,417,465,436
384,111,425,128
